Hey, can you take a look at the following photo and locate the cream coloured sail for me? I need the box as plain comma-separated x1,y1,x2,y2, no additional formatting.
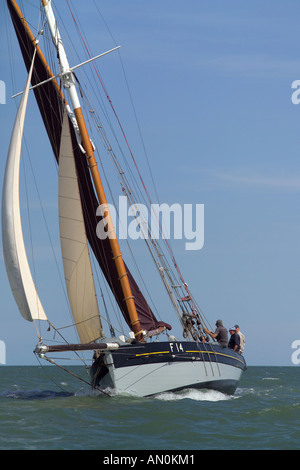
1,50,48,322
58,112,103,343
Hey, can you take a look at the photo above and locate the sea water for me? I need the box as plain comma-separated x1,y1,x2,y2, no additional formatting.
0,365,299,450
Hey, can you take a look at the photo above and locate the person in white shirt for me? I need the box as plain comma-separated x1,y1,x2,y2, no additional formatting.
235,324,245,354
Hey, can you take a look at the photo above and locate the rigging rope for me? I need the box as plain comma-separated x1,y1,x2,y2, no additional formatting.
35,353,111,397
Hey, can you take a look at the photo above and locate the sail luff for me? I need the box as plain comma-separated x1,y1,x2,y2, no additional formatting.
59,111,104,343
1,48,47,323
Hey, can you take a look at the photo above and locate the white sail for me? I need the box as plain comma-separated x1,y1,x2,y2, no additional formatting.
58,112,103,344
1,50,48,322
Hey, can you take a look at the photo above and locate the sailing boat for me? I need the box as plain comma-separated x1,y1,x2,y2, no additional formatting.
2,0,246,397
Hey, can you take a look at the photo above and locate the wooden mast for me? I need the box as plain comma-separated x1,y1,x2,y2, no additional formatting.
8,0,67,106
73,108,144,341
9,0,143,341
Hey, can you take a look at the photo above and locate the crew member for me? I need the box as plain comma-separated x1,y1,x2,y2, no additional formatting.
204,320,228,348
228,327,240,352
235,324,245,354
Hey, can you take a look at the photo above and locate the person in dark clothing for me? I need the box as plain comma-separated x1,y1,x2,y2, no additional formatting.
228,327,240,352
204,320,228,348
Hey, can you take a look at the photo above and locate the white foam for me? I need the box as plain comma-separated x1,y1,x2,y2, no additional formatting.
262,377,279,381
154,388,233,402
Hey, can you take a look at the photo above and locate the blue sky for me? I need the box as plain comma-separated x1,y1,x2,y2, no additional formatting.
0,0,300,366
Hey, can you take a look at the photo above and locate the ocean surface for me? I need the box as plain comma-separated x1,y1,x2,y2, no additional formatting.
0,365,299,451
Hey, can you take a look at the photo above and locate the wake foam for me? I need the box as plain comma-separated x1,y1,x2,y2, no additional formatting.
154,388,233,402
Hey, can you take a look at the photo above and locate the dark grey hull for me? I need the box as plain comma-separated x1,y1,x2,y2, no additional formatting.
91,340,247,397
